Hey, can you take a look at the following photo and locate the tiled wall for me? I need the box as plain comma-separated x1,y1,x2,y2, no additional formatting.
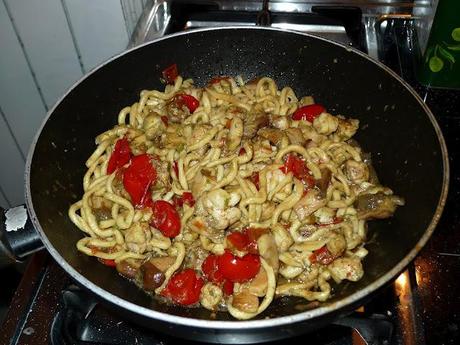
0,0,147,208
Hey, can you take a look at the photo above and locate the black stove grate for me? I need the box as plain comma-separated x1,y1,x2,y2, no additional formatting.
51,280,396,345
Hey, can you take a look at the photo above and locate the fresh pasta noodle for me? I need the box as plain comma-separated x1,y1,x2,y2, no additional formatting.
68,72,404,319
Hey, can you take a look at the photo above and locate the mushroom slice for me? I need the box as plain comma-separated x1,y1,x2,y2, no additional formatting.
257,233,279,273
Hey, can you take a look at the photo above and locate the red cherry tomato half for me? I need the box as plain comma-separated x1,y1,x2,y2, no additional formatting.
292,104,326,122
245,228,268,248
217,250,260,283
150,200,181,238
161,269,204,305
309,245,335,265
107,138,132,174
181,192,195,207
226,228,268,254
303,175,316,189
280,154,306,177
162,63,178,84
280,154,315,189
226,232,250,252
222,280,234,296
202,255,235,295
173,192,195,208
123,154,157,207
175,94,200,113
202,255,225,283
99,258,116,267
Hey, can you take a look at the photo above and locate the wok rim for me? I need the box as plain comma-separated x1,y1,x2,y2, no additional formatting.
24,26,449,329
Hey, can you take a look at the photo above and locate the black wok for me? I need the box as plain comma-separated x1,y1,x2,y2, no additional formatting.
21,28,448,343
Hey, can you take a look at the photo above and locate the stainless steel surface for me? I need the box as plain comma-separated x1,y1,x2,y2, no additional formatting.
129,0,357,48
413,0,439,53
184,20,257,28
184,20,347,33
364,14,415,60
184,20,350,45
128,0,170,48
364,16,379,59
207,1,423,14
128,0,437,55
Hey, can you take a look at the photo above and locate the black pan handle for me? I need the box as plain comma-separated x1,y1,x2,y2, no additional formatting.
0,205,44,268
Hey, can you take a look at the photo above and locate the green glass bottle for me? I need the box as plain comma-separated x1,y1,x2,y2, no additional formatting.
417,0,460,89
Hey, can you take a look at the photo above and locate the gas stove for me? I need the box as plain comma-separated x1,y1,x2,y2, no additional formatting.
2,1,459,344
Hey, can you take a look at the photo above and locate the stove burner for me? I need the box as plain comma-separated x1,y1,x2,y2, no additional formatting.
50,284,395,345
51,286,165,345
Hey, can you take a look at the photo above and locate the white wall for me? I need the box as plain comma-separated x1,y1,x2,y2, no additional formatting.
0,0,146,208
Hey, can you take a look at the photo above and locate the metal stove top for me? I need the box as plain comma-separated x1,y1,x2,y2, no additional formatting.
1,1,459,344
128,0,435,60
